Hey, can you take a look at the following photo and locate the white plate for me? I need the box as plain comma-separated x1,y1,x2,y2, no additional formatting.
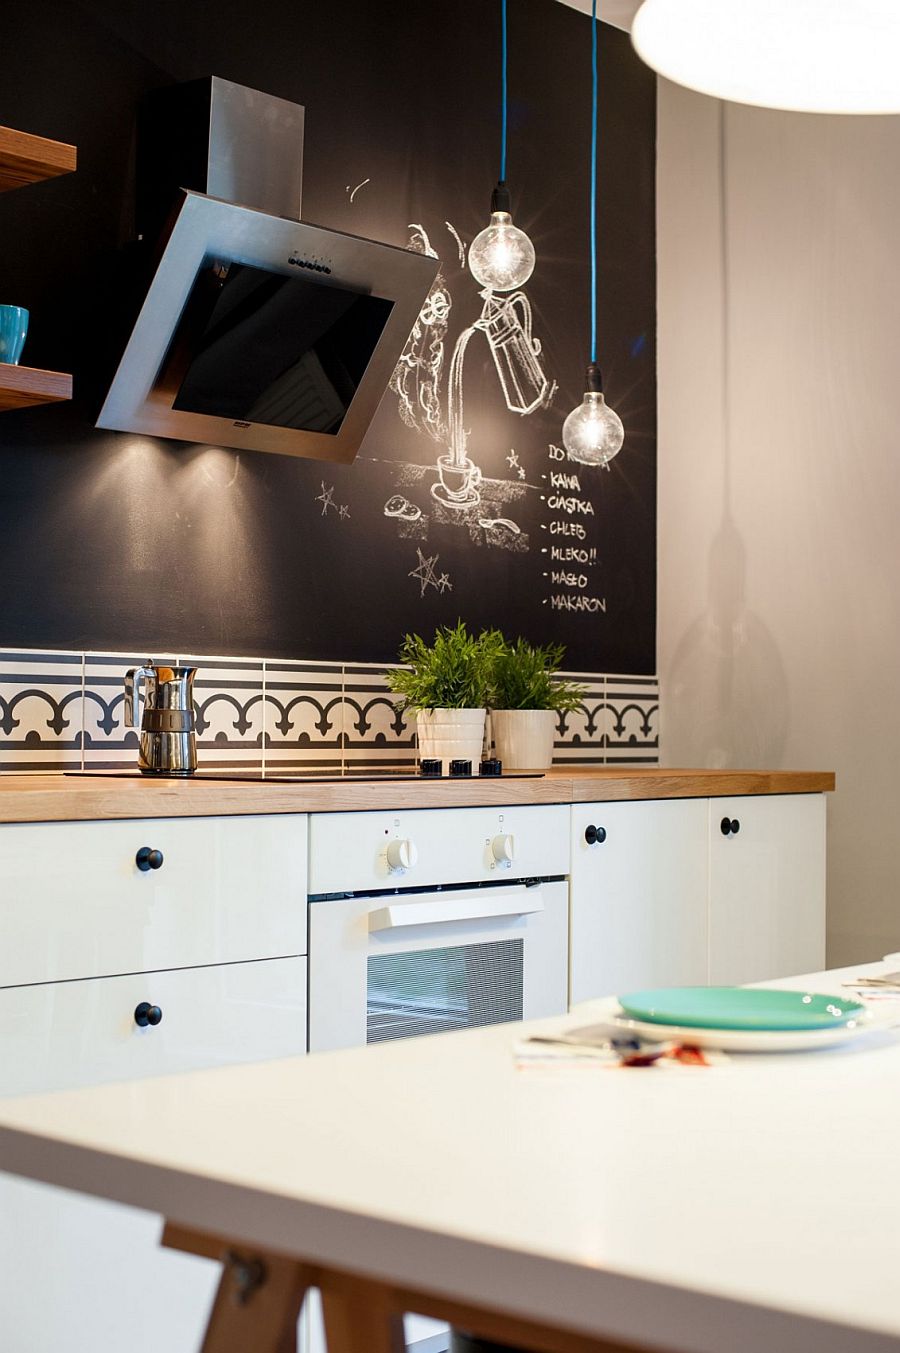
571,996,890,1053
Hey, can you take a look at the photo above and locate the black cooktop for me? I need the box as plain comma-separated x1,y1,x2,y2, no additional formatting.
66,768,545,783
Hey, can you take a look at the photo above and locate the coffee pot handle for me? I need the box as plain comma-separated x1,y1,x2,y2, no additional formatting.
124,665,153,728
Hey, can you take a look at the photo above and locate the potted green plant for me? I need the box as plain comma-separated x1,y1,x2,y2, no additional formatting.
487,638,585,770
386,622,503,767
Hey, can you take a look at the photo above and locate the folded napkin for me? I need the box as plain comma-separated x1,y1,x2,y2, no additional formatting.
514,1024,728,1069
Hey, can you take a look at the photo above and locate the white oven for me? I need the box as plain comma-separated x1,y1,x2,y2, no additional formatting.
307,804,570,1053
305,804,569,1353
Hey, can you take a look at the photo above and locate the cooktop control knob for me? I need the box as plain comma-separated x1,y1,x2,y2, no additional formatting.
386,838,418,872
491,833,516,864
420,759,442,777
449,759,472,777
479,759,502,776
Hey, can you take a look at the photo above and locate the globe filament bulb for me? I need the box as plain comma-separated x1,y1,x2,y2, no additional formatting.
468,211,535,292
563,390,624,467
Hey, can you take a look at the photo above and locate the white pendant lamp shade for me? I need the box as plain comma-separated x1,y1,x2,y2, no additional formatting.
631,0,900,115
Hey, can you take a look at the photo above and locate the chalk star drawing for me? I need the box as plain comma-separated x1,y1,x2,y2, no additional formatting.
316,482,337,516
339,504,350,520
506,449,520,470
517,466,526,479
409,548,452,597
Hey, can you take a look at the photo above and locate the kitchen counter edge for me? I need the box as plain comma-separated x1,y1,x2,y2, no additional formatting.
0,769,836,823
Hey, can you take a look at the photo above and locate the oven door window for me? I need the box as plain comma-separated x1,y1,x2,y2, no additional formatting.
367,939,525,1044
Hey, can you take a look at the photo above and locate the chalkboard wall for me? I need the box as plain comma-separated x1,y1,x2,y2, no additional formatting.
0,0,656,672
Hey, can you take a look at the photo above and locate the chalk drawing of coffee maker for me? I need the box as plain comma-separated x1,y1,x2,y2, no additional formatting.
434,289,556,512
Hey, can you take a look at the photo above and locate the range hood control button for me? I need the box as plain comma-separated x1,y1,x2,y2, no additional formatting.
386,839,418,872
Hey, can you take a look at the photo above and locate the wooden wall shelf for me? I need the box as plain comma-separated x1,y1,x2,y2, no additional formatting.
0,365,72,411
0,126,76,193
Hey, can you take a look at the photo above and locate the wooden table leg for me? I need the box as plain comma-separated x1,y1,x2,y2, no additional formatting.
162,1222,655,1353
319,1270,406,1353
162,1223,311,1353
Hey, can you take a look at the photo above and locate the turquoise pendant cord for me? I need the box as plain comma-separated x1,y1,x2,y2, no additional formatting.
590,0,598,365
500,0,508,183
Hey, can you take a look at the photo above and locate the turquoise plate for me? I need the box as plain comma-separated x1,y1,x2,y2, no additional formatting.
617,987,867,1032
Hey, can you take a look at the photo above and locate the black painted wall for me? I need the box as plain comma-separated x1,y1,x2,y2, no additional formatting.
0,0,656,669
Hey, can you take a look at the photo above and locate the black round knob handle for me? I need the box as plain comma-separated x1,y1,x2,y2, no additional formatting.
135,847,164,872
584,824,607,846
730,818,740,835
134,1002,162,1028
720,817,741,837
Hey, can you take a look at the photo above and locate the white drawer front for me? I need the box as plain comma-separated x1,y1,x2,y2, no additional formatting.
0,956,307,1098
0,814,308,986
309,804,570,894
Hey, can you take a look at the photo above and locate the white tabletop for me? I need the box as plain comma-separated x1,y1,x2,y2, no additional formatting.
1,962,899,1353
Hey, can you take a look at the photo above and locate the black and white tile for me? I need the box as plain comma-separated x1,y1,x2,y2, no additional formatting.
605,675,660,764
340,665,416,772
185,656,265,771
552,674,609,766
264,661,344,774
83,652,176,770
0,648,659,774
0,651,83,772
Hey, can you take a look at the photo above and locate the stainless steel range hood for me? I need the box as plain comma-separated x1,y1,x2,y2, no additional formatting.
97,78,438,463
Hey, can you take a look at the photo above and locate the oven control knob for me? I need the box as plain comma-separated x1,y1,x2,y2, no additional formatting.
491,833,515,863
386,838,418,871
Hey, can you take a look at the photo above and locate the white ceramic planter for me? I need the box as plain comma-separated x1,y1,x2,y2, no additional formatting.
416,708,486,768
491,709,558,770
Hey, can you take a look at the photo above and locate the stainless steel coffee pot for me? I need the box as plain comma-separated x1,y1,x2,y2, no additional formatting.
124,662,198,775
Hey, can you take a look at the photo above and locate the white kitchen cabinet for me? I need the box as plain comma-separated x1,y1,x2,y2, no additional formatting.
0,955,308,1097
569,793,827,999
0,813,308,986
0,1180,219,1353
708,794,826,984
0,808,310,1353
570,799,709,1004
0,956,308,1353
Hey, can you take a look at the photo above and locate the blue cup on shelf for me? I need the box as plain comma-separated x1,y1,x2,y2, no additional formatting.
0,305,29,364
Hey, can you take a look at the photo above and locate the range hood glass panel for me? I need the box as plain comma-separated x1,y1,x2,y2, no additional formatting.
170,261,394,435
96,191,439,463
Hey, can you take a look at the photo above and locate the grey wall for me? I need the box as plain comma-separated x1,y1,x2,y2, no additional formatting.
657,78,900,964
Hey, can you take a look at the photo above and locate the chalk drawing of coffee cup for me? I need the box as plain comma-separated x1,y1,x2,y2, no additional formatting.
432,453,482,509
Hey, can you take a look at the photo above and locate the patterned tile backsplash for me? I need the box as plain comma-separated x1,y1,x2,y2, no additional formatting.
0,649,659,774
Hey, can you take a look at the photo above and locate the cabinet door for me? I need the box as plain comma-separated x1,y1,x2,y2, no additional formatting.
570,799,709,1005
0,1180,219,1353
0,956,307,1097
0,958,307,1353
709,794,826,985
0,814,308,986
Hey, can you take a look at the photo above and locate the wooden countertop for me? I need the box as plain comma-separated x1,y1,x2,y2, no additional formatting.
0,768,835,823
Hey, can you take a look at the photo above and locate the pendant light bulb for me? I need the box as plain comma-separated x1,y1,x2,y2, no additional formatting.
563,368,624,468
468,186,535,292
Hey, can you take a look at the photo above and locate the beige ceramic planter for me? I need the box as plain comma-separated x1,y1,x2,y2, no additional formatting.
491,709,558,770
416,708,486,767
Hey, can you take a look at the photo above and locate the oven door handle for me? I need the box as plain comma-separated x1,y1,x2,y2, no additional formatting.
368,889,544,932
